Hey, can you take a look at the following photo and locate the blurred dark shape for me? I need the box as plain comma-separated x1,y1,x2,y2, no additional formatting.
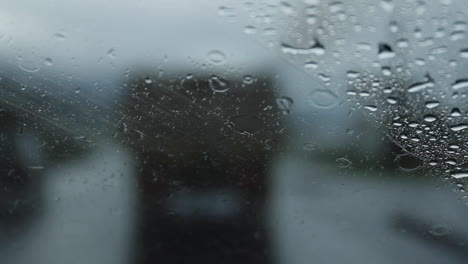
0,69,97,243
393,213,468,261
117,70,282,263
0,111,41,239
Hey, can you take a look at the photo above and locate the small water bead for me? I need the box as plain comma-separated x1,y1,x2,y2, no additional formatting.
303,143,316,151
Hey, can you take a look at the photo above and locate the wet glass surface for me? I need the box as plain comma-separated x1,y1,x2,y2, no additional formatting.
0,1,468,264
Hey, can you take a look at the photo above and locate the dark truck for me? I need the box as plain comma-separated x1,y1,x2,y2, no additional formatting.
116,70,283,264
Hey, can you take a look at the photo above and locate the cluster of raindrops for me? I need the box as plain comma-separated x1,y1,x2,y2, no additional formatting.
216,0,468,182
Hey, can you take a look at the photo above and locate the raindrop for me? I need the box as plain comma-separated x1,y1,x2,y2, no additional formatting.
346,71,360,78
407,74,434,93
381,0,394,12
281,39,325,56
386,97,398,104
242,75,254,84
425,101,440,109
449,124,468,131
107,48,116,58
304,61,318,69
451,79,468,90
364,105,378,112
381,66,392,76
303,143,316,151
308,89,338,109
450,108,461,117
396,154,422,171
18,57,39,73
378,43,395,59
75,87,80,94
336,157,351,168
423,115,437,122
44,58,53,66
54,32,66,40
279,1,294,15
450,31,465,41
207,50,226,65
451,172,468,179
460,48,468,58
208,75,230,93
389,21,399,32
428,224,451,237
276,96,294,115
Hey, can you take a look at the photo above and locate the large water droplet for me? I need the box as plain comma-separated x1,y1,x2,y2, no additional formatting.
303,143,316,151
364,105,378,112
44,58,53,66
423,115,437,122
208,75,230,93
336,157,351,168
451,79,468,90
450,124,468,131
378,43,395,59
242,75,254,84
407,74,434,93
396,154,422,171
276,96,294,115
207,50,226,65
281,40,325,56
308,89,338,109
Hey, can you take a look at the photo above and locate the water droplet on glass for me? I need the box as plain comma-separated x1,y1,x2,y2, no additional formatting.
336,157,351,168
386,97,398,104
18,57,40,73
303,143,316,151
308,89,338,109
279,1,294,15
276,96,294,115
244,25,257,35
364,105,378,112
381,0,394,12
396,154,422,171
54,32,66,40
209,75,230,93
450,124,468,131
144,77,153,84
407,74,434,93
450,108,461,117
378,43,395,59
242,75,254,84
207,50,226,65
281,40,325,56
304,61,318,69
460,48,468,58
75,87,80,94
451,172,468,179
450,31,465,41
425,101,440,109
44,58,53,66
451,79,468,90
381,66,392,76
423,115,437,122
428,224,451,237
107,48,116,58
